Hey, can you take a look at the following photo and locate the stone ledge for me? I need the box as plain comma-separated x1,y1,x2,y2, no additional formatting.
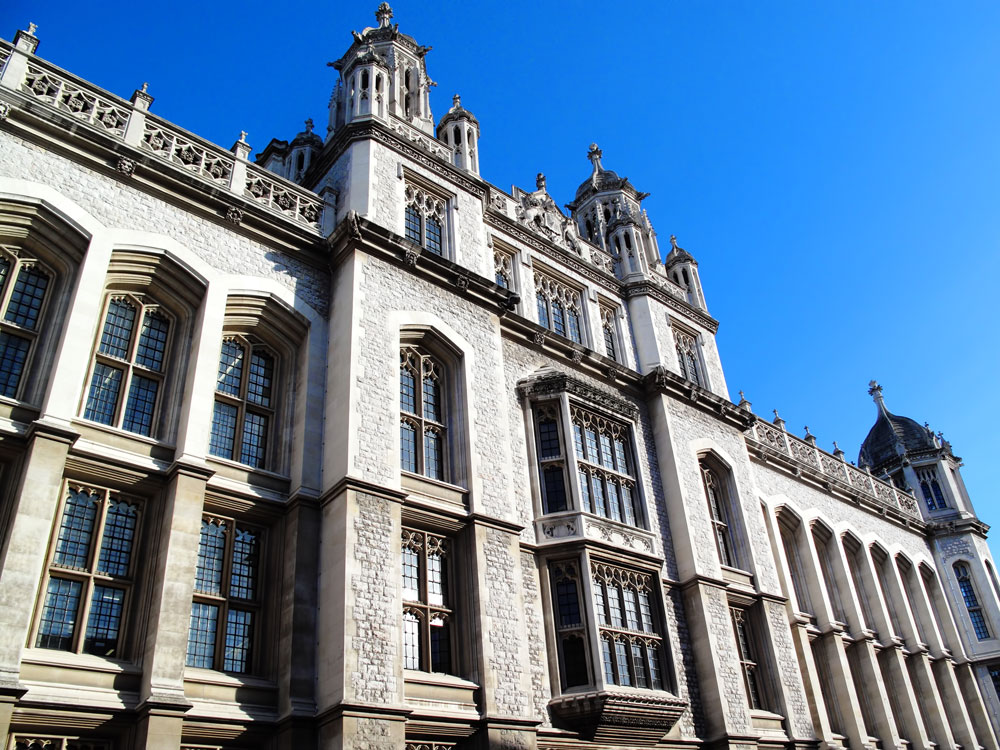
548,689,687,746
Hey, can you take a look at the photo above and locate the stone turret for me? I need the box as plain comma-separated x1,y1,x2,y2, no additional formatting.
566,144,659,280
327,3,436,139
436,94,480,175
664,234,707,311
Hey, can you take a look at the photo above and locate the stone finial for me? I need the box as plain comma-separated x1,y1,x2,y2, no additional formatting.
670,234,680,250
536,172,546,191
833,441,845,459
737,390,752,412
804,425,816,445
27,22,37,35
375,2,393,27
587,143,603,173
141,82,148,93
868,379,883,398
452,94,461,108
772,409,786,430
305,118,314,133
239,131,248,143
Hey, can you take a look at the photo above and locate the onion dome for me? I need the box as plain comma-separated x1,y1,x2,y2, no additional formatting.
858,381,938,470
665,234,696,267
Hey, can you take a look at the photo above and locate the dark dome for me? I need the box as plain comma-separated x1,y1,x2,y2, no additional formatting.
858,383,936,469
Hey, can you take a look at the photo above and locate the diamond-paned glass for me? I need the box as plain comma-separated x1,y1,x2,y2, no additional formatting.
224,609,253,672
216,340,244,396
134,311,169,371
96,500,137,577
122,374,158,436
209,401,238,459
195,521,226,595
83,585,125,656
84,363,123,425
36,578,82,650
0,332,30,398
5,266,49,330
98,299,136,359
186,601,218,668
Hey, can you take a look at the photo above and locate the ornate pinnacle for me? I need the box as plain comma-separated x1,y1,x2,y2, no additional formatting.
452,94,461,108
587,143,603,173
867,379,882,396
27,22,37,35
239,131,248,143
375,2,393,28
141,82,149,93
670,234,679,250
305,118,314,132
536,173,546,191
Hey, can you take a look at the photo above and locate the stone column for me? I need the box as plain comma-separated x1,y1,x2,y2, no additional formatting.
275,494,321,750
0,421,77,737
134,460,213,750
315,484,408,750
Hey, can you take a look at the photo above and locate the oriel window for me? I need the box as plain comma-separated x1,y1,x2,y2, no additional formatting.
0,249,52,400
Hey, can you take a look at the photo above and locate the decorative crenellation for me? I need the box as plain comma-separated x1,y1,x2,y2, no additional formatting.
143,122,233,184
744,418,921,519
22,63,131,136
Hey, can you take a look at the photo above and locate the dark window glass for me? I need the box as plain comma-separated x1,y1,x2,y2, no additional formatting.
53,489,98,569
247,352,273,407
209,401,238,459
543,466,567,513
217,340,244,396
84,363,123,425
604,324,617,361
0,332,30,397
425,217,442,255
538,419,560,459
567,308,582,343
5,266,49,329
122,374,158,436
536,293,549,329
405,205,422,244
134,311,169,370
240,411,268,468
551,301,566,336
36,578,82,650
96,500,137,577
195,521,226,595
84,585,125,656
99,300,136,359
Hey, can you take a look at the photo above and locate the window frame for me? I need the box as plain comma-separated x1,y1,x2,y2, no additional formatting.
401,526,456,675
208,334,279,470
0,248,55,402
534,270,585,345
730,604,767,711
955,561,991,641
186,514,265,674
32,482,143,659
916,465,948,511
599,303,623,364
699,455,750,573
81,293,175,438
400,345,449,483
403,179,451,257
671,321,705,387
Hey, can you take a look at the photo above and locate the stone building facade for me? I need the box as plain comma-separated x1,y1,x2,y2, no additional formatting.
0,6,998,750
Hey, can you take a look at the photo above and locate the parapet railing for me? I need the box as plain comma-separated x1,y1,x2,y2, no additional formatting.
0,38,324,231
745,417,922,520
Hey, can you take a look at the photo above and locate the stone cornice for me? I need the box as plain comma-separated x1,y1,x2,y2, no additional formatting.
926,516,990,539
623,280,719,334
516,370,639,420
642,367,754,430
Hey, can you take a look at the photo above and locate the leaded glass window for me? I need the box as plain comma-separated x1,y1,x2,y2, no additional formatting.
209,337,276,469
35,485,140,658
731,606,765,709
494,247,515,290
186,517,262,673
404,183,448,256
673,325,702,386
0,249,52,400
955,562,991,640
917,466,947,510
571,406,643,527
400,347,447,481
533,404,568,514
550,560,590,689
534,272,584,344
401,528,453,673
702,464,738,568
84,296,171,437
590,561,665,691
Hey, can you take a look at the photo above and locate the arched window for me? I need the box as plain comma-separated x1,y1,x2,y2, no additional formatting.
402,528,453,673
400,346,447,481
534,271,584,344
955,562,990,640
0,251,52,399
572,406,642,526
404,182,448,256
917,466,947,510
83,295,172,437
209,337,276,469
550,560,589,689
493,246,514,290
534,403,568,513
731,606,764,709
673,325,703,386
701,462,738,569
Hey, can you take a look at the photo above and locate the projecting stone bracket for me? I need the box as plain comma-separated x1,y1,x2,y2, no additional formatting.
548,690,688,746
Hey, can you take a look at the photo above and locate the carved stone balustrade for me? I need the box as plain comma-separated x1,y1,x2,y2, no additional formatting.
536,510,657,557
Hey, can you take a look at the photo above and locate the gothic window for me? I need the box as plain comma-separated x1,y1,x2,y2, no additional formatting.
35,485,140,658
186,516,262,673
701,460,742,570
672,324,703,386
600,305,622,363
592,562,665,690
731,606,765,710
534,403,569,514
0,249,52,400
402,528,453,673
534,271,583,344
209,337,276,469
572,406,642,526
400,346,447,481
955,562,991,640
550,560,589,689
778,518,813,615
493,245,515,290
83,295,171,437
917,466,947,510
404,183,447,256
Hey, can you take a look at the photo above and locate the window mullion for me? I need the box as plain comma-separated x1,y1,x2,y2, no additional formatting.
559,394,583,512
73,575,96,653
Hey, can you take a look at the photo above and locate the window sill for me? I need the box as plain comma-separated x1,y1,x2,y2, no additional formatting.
22,647,140,674
750,708,787,734
403,669,478,714
205,455,291,496
401,471,467,510
720,565,755,589
548,688,688,745
182,667,276,689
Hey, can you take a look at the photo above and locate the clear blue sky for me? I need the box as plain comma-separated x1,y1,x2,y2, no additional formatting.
2,2,998,549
